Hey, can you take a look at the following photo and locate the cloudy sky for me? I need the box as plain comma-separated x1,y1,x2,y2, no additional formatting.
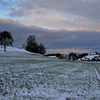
0,0,100,54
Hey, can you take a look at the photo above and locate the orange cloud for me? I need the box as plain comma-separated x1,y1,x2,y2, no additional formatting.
46,48,90,54
0,17,19,24
96,30,100,32
0,17,18,21
71,28,94,31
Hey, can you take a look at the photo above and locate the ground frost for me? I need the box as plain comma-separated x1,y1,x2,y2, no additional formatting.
0,50,100,99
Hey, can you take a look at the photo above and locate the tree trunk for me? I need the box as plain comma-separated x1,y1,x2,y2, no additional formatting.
4,45,6,52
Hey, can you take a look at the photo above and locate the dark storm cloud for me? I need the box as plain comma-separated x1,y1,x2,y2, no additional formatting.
8,1,35,17
9,9,31,17
0,18,100,53
5,0,100,21
33,0,100,21
1,0,100,31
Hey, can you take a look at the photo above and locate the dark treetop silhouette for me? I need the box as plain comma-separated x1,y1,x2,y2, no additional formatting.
26,35,46,54
0,31,14,52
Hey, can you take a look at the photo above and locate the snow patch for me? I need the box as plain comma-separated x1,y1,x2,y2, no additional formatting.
48,56,57,59
0,46,42,55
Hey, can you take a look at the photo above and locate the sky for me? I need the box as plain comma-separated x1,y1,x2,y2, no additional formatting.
0,0,100,54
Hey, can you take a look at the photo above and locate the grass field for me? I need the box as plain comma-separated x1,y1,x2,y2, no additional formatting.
0,48,100,100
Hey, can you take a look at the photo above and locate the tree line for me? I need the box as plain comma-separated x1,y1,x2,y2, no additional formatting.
0,31,46,54
26,35,46,54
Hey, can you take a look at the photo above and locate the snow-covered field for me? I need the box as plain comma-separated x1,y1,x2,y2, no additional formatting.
0,47,100,100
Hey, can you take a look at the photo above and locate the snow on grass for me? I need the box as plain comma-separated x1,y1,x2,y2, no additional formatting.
48,56,58,59
93,66,100,80
0,47,100,99
0,46,42,55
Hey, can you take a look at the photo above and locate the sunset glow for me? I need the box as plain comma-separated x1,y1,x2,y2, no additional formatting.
0,0,100,54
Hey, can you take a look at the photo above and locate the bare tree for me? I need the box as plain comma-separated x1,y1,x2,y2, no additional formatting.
26,35,38,52
0,31,14,52
26,35,46,54
38,43,46,54
26,35,36,47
